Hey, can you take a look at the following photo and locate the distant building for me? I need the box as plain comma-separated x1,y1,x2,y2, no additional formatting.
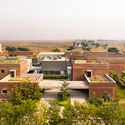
0,44,3,56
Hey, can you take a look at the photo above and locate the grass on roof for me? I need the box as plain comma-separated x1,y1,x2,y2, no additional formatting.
9,77,37,82
89,76,107,82
0,58,19,64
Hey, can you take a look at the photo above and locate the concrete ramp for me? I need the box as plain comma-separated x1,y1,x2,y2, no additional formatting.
39,80,89,89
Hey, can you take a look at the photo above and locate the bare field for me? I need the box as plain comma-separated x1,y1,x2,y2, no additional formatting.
0,40,73,54
0,40,125,54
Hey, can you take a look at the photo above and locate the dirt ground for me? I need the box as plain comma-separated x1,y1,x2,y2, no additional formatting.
0,40,125,54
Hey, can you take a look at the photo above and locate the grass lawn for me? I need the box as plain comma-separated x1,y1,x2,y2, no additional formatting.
57,92,70,106
116,85,125,103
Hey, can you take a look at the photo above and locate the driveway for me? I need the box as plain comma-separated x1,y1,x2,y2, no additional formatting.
70,90,87,104
40,89,87,105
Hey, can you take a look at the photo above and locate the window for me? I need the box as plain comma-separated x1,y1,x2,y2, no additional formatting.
2,88,7,94
10,71,15,77
87,70,92,77
1,69,4,73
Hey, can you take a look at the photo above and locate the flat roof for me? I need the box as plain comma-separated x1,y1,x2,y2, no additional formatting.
0,56,26,64
39,80,89,89
42,57,66,61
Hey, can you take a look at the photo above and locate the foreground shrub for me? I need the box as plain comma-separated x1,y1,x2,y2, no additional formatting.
9,81,42,105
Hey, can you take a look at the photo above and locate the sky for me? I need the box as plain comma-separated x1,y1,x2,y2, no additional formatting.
0,0,125,40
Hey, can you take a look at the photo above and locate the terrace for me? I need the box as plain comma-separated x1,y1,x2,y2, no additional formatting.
83,74,116,84
74,60,103,64
89,76,108,82
8,77,37,82
0,74,43,83
0,57,25,64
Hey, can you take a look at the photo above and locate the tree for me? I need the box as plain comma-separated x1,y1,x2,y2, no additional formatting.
6,46,17,52
9,81,42,105
67,46,75,51
52,48,61,52
0,100,37,125
83,47,91,52
60,81,70,101
47,100,61,125
18,47,30,51
108,47,119,53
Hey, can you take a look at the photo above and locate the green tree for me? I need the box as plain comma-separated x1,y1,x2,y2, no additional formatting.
108,47,119,53
47,100,61,125
60,81,70,101
9,81,42,105
0,100,37,125
6,46,17,52
67,46,75,51
52,48,61,52
18,47,30,51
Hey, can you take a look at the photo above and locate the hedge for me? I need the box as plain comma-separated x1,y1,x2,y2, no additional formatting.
43,75,68,79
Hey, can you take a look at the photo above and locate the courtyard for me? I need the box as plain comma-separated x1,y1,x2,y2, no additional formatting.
40,89,87,105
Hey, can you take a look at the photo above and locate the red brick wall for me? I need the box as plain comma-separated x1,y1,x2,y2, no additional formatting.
98,58,125,76
72,63,109,81
0,52,2,56
0,64,20,78
8,51,34,56
20,60,29,74
0,60,28,79
84,52,125,58
89,82,116,98
65,52,81,59
0,82,18,98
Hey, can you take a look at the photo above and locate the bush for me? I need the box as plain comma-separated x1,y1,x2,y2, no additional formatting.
102,92,112,102
87,97,103,107
108,47,119,53
109,70,119,82
57,100,69,106
43,75,68,79
67,46,75,51
9,82,42,105
72,57,78,60
52,48,61,52
57,92,70,102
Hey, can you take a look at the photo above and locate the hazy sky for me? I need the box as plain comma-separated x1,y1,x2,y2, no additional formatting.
0,0,125,40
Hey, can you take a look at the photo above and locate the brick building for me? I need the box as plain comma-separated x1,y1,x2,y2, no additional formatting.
8,51,34,56
0,57,31,80
69,52,125,79
72,60,109,81
0,74,43,98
